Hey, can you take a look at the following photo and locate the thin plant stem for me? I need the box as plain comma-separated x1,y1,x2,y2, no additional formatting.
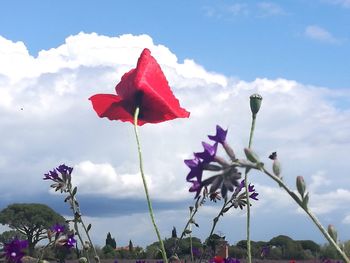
68,187,100,262
245,113,256,263
133,107,168,263
68,195,91,263
198,200,228,263
189,209,194,262
172,203,200,258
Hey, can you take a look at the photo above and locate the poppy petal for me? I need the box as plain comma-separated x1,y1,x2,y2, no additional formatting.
115,48,190,124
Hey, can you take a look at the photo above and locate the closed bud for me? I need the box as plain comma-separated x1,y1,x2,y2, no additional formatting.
250,94,263,115
244,148,260,163
296,176,306,198
78,257,88,263
328,224,338,243
273,159,281,177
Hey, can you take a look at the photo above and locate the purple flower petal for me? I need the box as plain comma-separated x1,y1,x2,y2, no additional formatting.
208,125,228,144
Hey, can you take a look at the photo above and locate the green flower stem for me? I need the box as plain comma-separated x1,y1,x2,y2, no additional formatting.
259,166,350,263
133,107,168,263
69,191,100,263
208,200,228,238
80,217,100,263
68,190,90,263
189,209,194,262
245,113,256,263
197,199,229,263
172,203,200,258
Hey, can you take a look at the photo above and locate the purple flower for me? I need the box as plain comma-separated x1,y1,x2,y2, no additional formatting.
225,258,240,263
56,164,73,176
2,238,28,263
184,157,203,182
232,179,259,209
43,164,73,192
43,169,60,181
64,234,76,248
208,125,228,144
189,180,202,198
260,245,270,258
51,223,65,234
249,192,259,200
192,247,201,257
194,142,218,163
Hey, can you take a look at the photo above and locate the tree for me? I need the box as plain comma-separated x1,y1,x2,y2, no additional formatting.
171,226,177,238
129,240,134,252
0,230,26,244
105,232,116,249
0,203,67,256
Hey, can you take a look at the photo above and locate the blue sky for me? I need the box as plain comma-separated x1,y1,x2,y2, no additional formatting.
1,0,349,88
0,0,350,249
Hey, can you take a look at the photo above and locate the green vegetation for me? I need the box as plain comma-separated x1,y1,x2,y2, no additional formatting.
0,203,67,256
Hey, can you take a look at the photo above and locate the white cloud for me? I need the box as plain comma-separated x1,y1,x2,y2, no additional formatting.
343,214,350,224
257,2,286,16
304,25,340,44
324,0,350,8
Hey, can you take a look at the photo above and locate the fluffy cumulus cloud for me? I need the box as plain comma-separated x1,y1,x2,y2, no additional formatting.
0,32,350,244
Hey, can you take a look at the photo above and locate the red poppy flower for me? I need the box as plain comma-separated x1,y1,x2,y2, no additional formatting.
89,48,190,125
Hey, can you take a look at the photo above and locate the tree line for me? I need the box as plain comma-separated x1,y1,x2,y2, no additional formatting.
0,203,349,261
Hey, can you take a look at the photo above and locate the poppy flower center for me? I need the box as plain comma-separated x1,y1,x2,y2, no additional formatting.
134,91,144,119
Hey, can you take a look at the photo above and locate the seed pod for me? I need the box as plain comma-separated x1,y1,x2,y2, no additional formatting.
250,94,263,115
328,224,338,243
296,176,306,198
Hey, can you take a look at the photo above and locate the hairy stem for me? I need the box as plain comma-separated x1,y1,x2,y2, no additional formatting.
245,113,256,263
133,107,168,263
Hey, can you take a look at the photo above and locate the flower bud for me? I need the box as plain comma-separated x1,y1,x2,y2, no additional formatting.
244,148,260,163
273,159,281,177
296,176,306,198
250,94,263,115
78,257,88,263
328,224,338,243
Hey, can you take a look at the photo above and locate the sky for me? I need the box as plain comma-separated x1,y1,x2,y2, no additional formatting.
0,0,350,250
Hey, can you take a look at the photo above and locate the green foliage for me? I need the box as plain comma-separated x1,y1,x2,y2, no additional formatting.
102,244,117,259
344,240,350,257
0,230,26,244
0,203,67,256
297,239,320,257
320,243,342,260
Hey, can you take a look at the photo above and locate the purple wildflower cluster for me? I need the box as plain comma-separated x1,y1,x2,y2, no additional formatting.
43,164,73,192
1,238,28,263
185,125,259,206
49,223,76,249
185,125,241,199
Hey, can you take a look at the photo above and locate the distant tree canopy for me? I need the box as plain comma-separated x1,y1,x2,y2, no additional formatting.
0,230,26,244
105,232,116,249
0,203,67,256
171,226,177,238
